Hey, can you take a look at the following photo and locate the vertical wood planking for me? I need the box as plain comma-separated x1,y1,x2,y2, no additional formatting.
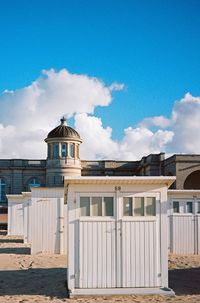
171,215,195,254
79,220,116,288
121,220,159,288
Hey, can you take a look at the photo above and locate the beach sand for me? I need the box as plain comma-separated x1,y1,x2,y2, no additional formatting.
0,231,200,303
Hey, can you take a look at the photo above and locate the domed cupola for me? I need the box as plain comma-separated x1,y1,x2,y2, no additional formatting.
45,117,82,187
47,117,81,141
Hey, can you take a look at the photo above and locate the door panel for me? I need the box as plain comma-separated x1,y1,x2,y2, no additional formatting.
79,220,116,288
121,220,160,287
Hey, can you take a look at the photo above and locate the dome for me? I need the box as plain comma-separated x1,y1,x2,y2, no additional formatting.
46,117,81,141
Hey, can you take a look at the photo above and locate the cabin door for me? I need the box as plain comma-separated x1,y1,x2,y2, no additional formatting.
77,193,161,289
120,194,161,288
31,198,62,254
77,194,117,288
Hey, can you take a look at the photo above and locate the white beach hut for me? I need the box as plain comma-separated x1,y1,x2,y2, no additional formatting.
168,189,200,254
65,176,175,297
7,194,24,236
29,187,67,254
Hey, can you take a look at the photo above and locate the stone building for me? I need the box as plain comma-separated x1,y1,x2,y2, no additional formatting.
1,117,200,226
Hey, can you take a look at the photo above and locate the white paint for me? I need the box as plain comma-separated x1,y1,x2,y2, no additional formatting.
7,195,24,236
168,190,200,254
29,187,66,254
66,176,174,296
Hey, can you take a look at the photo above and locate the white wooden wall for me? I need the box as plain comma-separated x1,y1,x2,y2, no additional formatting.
29,188,66,254
23,199,31,243
170,214,200,254
79,220,116,288
67,182,168,296
7,201,24,236
121,220,159,288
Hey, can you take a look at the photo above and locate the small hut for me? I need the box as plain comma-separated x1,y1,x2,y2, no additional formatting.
65,176,175,297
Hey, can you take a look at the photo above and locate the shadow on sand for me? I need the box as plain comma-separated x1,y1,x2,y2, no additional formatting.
0,267,67,299
0,238,24,243
0,247,31,254
169,267,200,295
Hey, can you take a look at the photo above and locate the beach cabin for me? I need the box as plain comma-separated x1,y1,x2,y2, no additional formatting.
168,189,200,254
29,187,67,254
7,194,24,236
65,176,175,297
7,187,67,254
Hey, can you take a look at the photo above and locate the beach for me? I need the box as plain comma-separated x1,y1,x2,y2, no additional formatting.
0,231,200,303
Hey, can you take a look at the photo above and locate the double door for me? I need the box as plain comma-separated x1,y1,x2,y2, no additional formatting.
77,193,161,289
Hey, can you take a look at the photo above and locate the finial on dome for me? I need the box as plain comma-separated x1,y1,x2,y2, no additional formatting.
60,116,67,126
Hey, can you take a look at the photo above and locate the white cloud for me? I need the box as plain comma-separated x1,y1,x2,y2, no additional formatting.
0,69,123,158
0,68,200,160
0,69,117,131
75,113,118,159
169,93,200,153
109,82,125,91
118,127,173,160
75,114,173,160
139,115,171,128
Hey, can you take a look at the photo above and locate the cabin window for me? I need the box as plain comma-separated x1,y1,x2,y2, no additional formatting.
186,201,193,213
146,197,156,216
134,197,145,216
173,201,179,213
197,201,200,214
0,178,6,201
123,197,132,216
80,196,114,217
91,197,102,216
80,197,90,216
123,196,156,216
104,197,114,216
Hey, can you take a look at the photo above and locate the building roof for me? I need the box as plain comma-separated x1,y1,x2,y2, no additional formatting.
64,176,176,187
46,117,81,140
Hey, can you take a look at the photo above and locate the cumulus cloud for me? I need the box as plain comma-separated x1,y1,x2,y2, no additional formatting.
117,127,173,160
169,93,200,153
0,68,199,160
0,69,115,131
0,69,123,158
139,115,171,128
75,113,118,159
109,82,125,91
75,92,200,160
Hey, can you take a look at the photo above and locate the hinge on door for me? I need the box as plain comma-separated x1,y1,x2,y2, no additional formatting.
158,273,162,277
74,199,76,204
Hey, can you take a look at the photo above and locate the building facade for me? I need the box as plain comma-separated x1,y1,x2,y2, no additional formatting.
1,117,200,226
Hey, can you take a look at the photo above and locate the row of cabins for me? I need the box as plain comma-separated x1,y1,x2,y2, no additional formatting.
3,119,200,297
6,175,200,297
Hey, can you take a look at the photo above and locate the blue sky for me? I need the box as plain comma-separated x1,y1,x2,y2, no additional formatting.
0,0,200,159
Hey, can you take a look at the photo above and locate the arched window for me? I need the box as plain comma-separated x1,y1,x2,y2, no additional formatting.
62,143,67,158
0,178,6,201
69,143,75,158
184,170,200,189
54,143,59,158
28,178,41,191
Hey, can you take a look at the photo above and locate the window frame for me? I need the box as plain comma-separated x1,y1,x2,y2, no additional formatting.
78,193,115,219
122,196,157,217
186,201,193,214
173,201,180,214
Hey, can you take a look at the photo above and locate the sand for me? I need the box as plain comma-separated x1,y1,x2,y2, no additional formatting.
0,231,200,303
